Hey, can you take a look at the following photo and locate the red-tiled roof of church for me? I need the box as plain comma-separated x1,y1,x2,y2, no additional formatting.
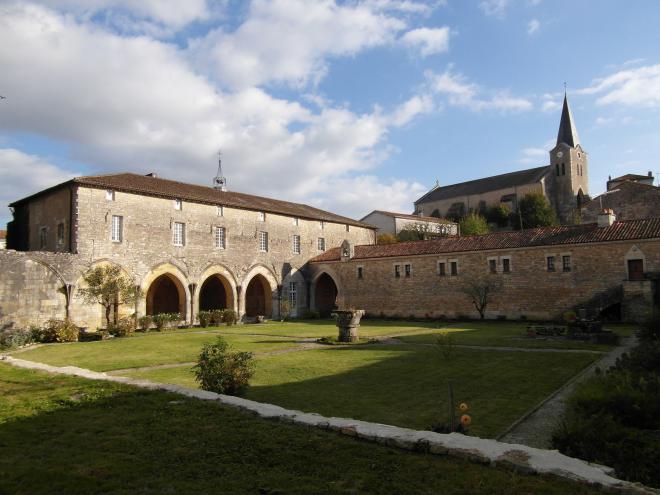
310,217,660,262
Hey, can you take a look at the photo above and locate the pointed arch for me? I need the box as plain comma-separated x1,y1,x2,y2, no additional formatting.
310,268,343,317
241,264,278,319
196,263,238,314
140,263,190,321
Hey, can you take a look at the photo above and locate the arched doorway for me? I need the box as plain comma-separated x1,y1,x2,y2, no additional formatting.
315,273,338,317
199,275,232,311
146,274,185,316
245,274,272,317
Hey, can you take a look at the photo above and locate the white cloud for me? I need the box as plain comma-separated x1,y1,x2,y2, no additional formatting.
541,93,560,112
527,18,540,35
364,0,442,15
426,68,533,111
580,64,660,107
0,148,80,224
188,0,406,89
400,26,450,56
479,0,509,18
0,3,433,221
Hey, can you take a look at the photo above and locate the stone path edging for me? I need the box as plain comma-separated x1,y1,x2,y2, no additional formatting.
1,355,656,494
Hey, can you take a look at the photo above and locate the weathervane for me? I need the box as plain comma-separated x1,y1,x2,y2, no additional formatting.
213,150,227,191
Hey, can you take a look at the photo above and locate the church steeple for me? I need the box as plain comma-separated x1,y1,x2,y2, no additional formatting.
556,93,580,148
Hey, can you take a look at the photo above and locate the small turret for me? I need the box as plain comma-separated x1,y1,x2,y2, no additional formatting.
213,151,227,191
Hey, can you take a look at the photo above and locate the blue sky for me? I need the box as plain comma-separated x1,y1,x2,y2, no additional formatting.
1,0,660,227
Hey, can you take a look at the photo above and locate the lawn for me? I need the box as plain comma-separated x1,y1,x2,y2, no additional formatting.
0,363,602,494
121,344,598,438
15,331,300,371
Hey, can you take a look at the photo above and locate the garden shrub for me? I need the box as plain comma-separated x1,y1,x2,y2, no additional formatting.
198,310,213,328
193,336,255,395
137,315,152,332
0,327,33,350
107,317,136,337
152,314,170,332
222,309,237,326
300,309,320,319
552,326,660,487
211,309,224,326
38,319,79,343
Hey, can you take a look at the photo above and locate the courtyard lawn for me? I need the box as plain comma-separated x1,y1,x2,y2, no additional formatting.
120,344,598,438
0,363,602,494
14,331,300,372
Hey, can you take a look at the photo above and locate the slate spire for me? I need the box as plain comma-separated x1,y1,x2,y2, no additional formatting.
556,93,580,147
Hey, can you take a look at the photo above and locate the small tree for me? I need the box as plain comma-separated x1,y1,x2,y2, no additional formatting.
397,222,434,242
377,233,397,244
194,336,255,395
486,203,511,228
460,276,502,320
514,192,558,229
459,212,490,236
77,265,139,329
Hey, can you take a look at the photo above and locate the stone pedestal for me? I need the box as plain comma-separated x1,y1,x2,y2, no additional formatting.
333,309,365,343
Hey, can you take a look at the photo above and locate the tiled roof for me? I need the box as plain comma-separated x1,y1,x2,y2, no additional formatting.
362,210,456,224
609,173,653,182
414,166,549,205
0,230,6,240
10,173,374,229
310,218,660,262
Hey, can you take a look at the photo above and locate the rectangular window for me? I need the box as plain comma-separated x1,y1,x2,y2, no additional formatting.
547,256,555,272
174,199,182,210
39,227,47,249
217,206,224,217
562,255,572,272
292,234,301,254
450,261,458,276
317,237,325,251
288,282,297,308
502,258,511,273
346,224,350,232
111,215,123,243
173,222,185,246
628,259,644,281
214,226,226,249
404,264,412,277
258,211,265,222
293,217,299,226
56,222,65,245
105,190,115,201
357,267,363,279
259,231,268,252
489,259,497,274
438,262,446,276
394,265,401,278
319,221,324,229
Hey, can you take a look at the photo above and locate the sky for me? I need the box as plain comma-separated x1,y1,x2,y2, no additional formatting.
1,0,660,227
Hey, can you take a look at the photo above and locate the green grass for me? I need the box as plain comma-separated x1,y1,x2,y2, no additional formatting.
122,344,598,438
15,331,299,371
0,363,602,494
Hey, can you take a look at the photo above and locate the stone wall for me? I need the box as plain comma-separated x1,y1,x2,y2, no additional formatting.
309,239,660,322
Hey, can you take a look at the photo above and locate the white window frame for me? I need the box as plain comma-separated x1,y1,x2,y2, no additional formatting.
501,256,512,274
292,234,301,254
258,211,266,222
404,263,412,278
293,217,299,226
561,253,572,272
173,222,185,246
259,231,268,252
105,190,115,201
56,222,65,246
345,224,350,232
111,215,123,243
174,198,182,211
488,256,498,274
319,221,325,230
217,206,224,217
317,237,325,251
214,226,226,249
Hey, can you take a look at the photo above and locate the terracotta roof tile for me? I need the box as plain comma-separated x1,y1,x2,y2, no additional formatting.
310,218,660,262
11,173,374,229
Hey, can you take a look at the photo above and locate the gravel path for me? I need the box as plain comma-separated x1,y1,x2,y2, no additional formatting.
498,336,636,448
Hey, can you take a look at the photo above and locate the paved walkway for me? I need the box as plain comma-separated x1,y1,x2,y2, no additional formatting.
499,336,636,448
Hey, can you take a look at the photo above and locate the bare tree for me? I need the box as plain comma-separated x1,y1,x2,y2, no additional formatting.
459,276,502,320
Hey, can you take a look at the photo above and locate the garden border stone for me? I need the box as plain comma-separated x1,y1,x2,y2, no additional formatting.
1,355,657,495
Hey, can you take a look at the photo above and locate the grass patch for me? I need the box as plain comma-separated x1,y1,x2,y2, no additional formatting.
121,344,598,438
0,363,601,494
14,332,299,371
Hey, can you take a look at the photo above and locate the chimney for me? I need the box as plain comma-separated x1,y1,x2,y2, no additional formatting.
649,171,653,177
598,208,616,228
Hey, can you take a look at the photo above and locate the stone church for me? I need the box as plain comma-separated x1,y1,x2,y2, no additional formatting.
414,94,589,224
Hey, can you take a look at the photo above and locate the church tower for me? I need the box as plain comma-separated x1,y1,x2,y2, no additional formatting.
548,93,589,223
